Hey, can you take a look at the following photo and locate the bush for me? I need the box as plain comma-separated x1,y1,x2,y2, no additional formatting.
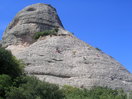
33,28,58,40
6,76,64,99
6,87,26,99
0,48,24,78
54,27,59,32
62,86,128,99
96,48,102,51
0,74,12,98
1,75,131,99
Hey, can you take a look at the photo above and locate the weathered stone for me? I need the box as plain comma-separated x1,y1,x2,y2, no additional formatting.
13,30,132,91
2,3,132,91
2,3,63,47
0,40,2,47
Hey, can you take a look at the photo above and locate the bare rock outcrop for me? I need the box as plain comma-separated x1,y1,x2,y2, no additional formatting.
15,31,132,91
1,3,63,47
1,3,132,91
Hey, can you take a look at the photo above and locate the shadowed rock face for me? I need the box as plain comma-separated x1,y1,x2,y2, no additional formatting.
2,3,63,47
2,3,132,91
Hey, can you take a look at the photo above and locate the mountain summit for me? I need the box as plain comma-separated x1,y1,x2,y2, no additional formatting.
2,3,63,47
1,3,132,91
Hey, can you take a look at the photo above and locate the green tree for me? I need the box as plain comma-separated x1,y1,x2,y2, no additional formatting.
0,48,24,78
0,74,12,98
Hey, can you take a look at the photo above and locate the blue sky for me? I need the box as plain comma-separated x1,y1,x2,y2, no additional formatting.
0,0,132,73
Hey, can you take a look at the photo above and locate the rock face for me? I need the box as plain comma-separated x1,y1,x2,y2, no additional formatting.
1,3,132,91
2,3,63,47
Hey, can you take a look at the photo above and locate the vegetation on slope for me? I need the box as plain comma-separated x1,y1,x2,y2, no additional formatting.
33,28,59,40
62,85,130,99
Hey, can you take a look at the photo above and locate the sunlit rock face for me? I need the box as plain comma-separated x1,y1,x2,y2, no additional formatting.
2,3,63,47
1,3,132,91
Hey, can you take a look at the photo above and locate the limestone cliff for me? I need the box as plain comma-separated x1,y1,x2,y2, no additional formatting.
1,3,132,91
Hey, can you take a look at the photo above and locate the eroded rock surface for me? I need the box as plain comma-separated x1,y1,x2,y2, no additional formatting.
2,3,63,47
15,30,132,91
1,3,132,91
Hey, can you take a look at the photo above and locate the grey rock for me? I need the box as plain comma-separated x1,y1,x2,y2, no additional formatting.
2,3,132,91
2,3,63,47
14,29,132,91
0,40,2,47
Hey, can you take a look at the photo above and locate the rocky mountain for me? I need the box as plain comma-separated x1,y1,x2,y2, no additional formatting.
2,3,63,47
1,3,132,91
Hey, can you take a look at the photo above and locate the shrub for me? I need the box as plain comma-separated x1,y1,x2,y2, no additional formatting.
61,85,84,99
54,27,59,32
6,76,64,99
0,97,4,99
62,86,128,99
0,74,12,98
0,48,24,79
2,75,131,99
96,47,102,51
6,87,26,99
33,28,58,40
